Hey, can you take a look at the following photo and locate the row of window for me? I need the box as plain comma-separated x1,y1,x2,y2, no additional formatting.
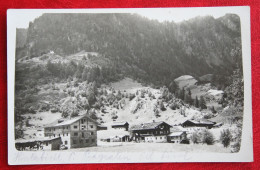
73,125,94,129
46,124,95,131
146,136,166,140
73,132,95,137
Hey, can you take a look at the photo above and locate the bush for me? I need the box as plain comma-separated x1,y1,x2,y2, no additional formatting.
202,130,215,145
191,132,200,144
220,129,232,147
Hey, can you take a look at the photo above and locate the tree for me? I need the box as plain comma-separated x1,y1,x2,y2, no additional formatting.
168,81,178,93
191,132,200,144
202,130,215,145
220,129,232,147
199,96,207,109
195,96,199,108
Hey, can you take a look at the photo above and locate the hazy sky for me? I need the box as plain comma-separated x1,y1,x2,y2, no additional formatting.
13,8,239,28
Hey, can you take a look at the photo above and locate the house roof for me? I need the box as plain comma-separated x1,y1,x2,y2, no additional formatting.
15,137,61,143
111,121,128,126
44,114,97,128
130,121,171,131
168,132,185,137
183,119,215,125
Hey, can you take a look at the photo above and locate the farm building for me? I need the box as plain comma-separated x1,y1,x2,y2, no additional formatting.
167,131,188,144
44,114,97,149
15,137,62,151
98,129,130,142
130,121,171,143
182,119,216,133
111,121,129,131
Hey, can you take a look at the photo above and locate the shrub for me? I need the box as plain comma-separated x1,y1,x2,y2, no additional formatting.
202,130,215,145
220,129,232,147
191,132,200,144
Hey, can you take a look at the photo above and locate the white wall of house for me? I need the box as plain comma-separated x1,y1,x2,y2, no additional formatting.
60,133,71,149
145,136,167,143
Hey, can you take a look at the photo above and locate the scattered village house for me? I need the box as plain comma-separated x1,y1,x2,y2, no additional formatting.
181,119,216,133
44,114,97,149
167,131,188,144
167,126,189,144
130,121,171,143
15,137,62,151
111,121,129,131
98,129,130,142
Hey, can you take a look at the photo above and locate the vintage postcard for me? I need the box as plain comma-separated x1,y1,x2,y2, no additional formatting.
7,7,253,164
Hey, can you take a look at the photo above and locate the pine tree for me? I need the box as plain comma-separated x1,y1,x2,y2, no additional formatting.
195,96,199,108
202,130,215,145
199,96,207,109
220,129,232,147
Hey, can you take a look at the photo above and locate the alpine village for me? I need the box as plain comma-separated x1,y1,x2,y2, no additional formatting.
15,13,243,153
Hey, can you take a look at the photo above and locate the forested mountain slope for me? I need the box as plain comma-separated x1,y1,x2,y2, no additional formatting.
16,13,242,86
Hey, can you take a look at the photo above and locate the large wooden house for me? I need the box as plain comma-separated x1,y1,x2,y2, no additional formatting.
130,121,171,143
44,114,97,149
182,119,216,133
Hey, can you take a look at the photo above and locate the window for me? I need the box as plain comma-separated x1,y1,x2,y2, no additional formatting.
92,139,95,143
67,133,68,136
74,132,78,136
74,125,78,129
67,126,69,129
82,132,84,137
58,134,60,137
46,142,48,146
86,139,89,143
90,132,94,135
160,137,162,139
81,119,84,124
63,133,64,137
90,125,93,128
65,141,68,145
155,137,157,140
54,134,55,137
73,140,77,144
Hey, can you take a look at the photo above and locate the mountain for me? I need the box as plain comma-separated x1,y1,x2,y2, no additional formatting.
16,13,242,86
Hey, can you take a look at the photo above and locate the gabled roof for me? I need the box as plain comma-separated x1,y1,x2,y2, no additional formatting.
130,121,171,131
168,131,185,137
183,119,215,125
111,121,129,126
44,114,97,128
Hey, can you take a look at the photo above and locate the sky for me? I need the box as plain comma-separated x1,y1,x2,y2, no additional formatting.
13,7,240,28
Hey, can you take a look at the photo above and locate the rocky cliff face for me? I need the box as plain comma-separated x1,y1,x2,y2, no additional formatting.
16,13,242,84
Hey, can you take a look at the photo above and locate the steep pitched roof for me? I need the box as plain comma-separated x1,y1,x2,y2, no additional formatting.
44,114,97,128
168,131,185,137
130,121,171,131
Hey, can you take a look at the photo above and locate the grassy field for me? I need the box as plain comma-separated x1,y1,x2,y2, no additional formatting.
66,142,231,153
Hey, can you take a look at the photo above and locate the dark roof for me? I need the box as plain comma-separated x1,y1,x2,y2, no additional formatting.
130,121,171,131
183,119,216,125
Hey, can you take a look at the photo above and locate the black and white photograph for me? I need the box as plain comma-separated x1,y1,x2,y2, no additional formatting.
7,7,253,164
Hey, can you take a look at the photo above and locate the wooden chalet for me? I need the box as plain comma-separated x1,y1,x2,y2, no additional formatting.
130,121,171,143
111,121,129,131
182,119,216,133
44,114,97,149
